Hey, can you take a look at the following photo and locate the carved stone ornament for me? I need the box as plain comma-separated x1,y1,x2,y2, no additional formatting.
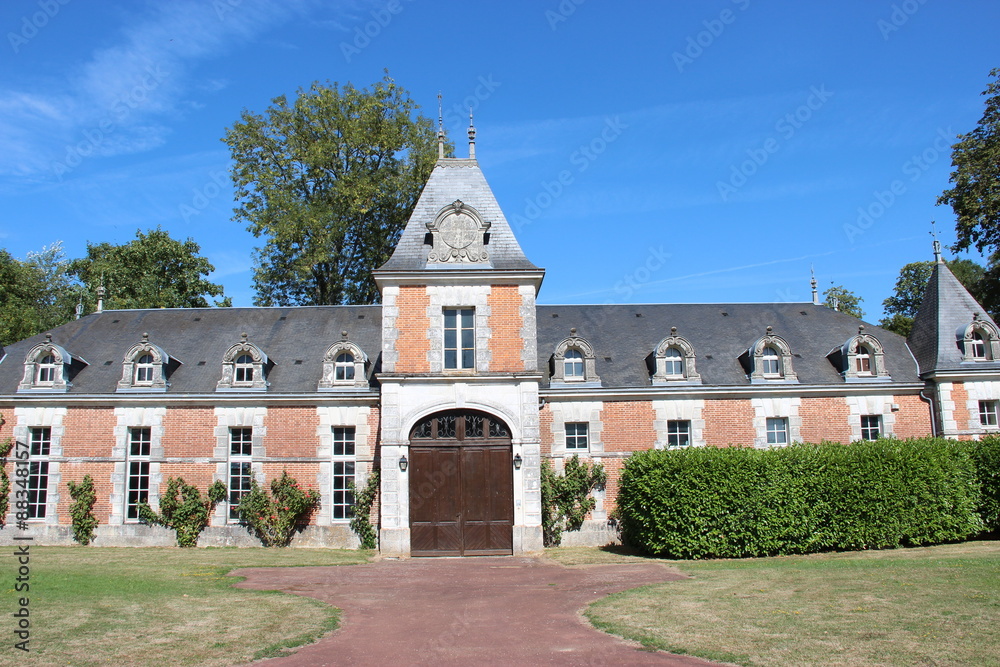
426,200,491,263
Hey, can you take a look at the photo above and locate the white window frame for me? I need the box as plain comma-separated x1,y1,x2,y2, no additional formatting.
334,352,355,382
134,354,155,385
234,354,255,385
765,417,789,446
666,420,691,448
27,427,51,519
125,427,151,521
563,348,584,379
663,347,684,377
971,332,988,360
565,422,589,451
860,414,881,441
331,426,357,521
443,308,475,370
36,354,57,385
228,427,253,521
761,347,781,376
855,346,872,375
980,400,999,427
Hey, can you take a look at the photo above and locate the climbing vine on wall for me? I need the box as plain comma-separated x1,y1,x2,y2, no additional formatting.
67,475,99,545
139,478,227,547
237,471,321,547
349,467,380,550
540,455,607,547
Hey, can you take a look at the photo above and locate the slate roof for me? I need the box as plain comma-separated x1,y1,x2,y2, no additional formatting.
536,302,921,388
0,306,382,395
908,261,1000,375
376,158,539,272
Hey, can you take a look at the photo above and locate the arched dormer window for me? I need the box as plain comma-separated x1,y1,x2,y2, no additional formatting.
551,329,600,384
18,334,79,392
117,333,171,391
744,327,797,382
319,336,369,389
834,326,890,381
217,333,268,391
960,314,1000,362
651,328,702,384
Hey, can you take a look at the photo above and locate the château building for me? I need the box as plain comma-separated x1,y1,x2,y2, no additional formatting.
1,129,998,555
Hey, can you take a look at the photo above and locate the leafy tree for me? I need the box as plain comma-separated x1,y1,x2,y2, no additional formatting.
880,258,987,335
68,227,230,311
823,284,864,319
222,74,444,306
0,243,77,345
940,68,1000,255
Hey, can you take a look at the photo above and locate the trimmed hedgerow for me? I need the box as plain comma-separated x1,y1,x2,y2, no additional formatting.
616,438,987,559
968,435,1000,533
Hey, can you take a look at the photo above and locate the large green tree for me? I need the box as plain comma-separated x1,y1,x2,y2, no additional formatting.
823,284,864,319
880,258,986,336
222,75,443,306
0,243,77,345
940,68,1000,254
68,228,229,311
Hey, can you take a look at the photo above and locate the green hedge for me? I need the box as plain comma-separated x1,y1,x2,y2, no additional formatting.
616,438,994,559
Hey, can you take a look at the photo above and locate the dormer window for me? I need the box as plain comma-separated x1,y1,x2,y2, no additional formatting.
117,334,171,392
134,354,155,384
217,334,268,391
743,327,797,383
831,326,889,381
960,315,1000,362
319,337,368,389
18,334,77,392
564,349,584,379
551,330,600,385
651,328,701,384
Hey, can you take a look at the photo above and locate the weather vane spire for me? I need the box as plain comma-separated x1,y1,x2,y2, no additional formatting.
468,107,476,160
810,265,819,305
437,92,445,159
930,220,943,263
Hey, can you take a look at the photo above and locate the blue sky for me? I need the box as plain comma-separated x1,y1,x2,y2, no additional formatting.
1,0,998,318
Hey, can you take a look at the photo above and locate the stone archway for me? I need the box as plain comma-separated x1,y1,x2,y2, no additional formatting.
408,410,514,557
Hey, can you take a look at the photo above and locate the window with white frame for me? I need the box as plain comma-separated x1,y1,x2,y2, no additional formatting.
761,347,781,376
663,347,684,377
855,346,872,374
860,414,882,441
335,352,355,382
331,427,356,520
970,332,988,360
229,427,253,521
666,420,691,448
565,422,589,451
134,354,155,385
27,427,51,519
980,400,999,427
765,417,789,446
234,354,255,385
563,349,584,379
126,427,151,520
36,354,58,385
443,308,475,370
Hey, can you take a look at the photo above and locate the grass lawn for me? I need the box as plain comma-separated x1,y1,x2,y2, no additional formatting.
548,541,1000,666
1,546,370,667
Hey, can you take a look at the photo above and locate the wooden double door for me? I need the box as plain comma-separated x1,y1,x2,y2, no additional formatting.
409,411,514,557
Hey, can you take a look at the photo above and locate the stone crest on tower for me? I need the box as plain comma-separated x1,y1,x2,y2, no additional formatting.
426,200,491,263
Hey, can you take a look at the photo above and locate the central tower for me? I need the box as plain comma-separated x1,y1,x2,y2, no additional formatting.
373,120,545,555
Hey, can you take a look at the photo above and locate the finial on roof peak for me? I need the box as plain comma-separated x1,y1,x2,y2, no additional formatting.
766,325,773,335
240,332,248,343
468,107,476,160
570,327,577,336
858,325,865,334
810,265,819,305
45,333,52,343
930,220,943,264
670,326,677,336
341,330,348,340
142,332,149,343
437,92,445,159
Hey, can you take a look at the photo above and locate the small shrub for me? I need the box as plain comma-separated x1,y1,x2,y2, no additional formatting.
349,467,379,550
238,471,321,547
541,455,607,547
139,478,227,547
67,475,98,545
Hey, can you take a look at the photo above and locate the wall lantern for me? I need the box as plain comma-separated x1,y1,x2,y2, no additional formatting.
398,455,408,472
513,453,523,470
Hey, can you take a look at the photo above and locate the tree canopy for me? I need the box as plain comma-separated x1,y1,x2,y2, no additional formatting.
823,284,864,319
940,68,1000,255
68,228,229,311
0,243,76,346
222,74,444,306
879,258,986,336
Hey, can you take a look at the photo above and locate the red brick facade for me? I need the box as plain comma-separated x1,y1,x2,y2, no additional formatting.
487,285,525,371
395,285,431,373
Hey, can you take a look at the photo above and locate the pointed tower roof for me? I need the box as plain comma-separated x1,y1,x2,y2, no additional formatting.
908,256,1000,375
375,125,540,277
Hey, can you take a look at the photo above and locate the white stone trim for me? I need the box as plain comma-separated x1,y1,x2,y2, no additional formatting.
962,380,1000,436
110,406,166,525
652,398,706,448
845,395,897,441
426,285,492,373
751,396,801,447
212,406,267,525
549,401,604,455
380,285,400,373
315,405,372,525
519,284,537,371
13,406,67,525
937,382,957,435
